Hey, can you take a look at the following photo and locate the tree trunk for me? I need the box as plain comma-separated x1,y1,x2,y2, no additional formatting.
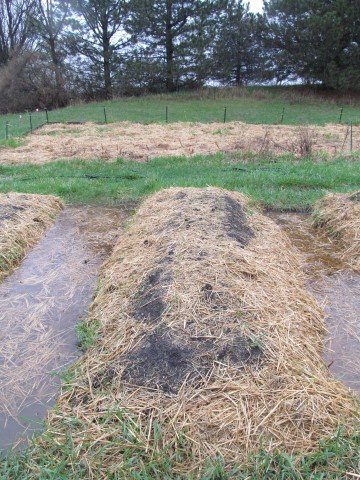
235,62,241,86
103,35,112,99
101,11,112,101
49,36,66,107
165,0,175,92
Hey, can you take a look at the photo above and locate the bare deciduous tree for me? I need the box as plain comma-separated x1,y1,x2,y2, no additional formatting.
34,0,70,106
0,0,36,65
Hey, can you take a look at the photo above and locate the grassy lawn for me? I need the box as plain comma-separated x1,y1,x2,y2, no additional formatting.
1,428,359,479
0,153,359,211
1,88,360,140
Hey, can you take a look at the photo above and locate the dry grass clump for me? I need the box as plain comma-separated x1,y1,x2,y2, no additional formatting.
0,192,63,281
313,192,360,271
296,126,316,157
37,187,358,476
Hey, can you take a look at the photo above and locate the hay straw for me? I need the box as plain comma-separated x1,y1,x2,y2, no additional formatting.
313,192,360,271
0,122,358,164
0,193,63,282
37,187,358,476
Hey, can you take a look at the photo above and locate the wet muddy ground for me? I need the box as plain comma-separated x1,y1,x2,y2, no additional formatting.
0,206,127,450
269,212,360,392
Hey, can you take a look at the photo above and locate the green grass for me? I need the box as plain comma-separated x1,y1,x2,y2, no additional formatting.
0,137,24,148
0,425,358,479
1,88,360,140
0,153,359,211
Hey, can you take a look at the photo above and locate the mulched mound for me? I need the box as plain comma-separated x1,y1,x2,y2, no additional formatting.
38,187,358,476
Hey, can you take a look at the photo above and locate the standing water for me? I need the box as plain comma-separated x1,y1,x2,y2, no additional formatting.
268,212,360,393
0,206,128,450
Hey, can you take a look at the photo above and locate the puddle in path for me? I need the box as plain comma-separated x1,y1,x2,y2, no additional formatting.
268,212,360,392
0,206,127,450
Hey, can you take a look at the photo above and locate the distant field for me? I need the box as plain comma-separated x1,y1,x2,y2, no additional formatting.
1,88,360,141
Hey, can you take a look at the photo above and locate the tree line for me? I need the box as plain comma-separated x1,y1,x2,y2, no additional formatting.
0,0,359,112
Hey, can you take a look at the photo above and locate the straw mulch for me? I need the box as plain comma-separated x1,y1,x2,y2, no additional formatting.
314,191,360,271
38,187,358,476
0,121,358,164
0,192,63,281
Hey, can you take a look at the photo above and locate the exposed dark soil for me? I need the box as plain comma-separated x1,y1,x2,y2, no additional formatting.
122,329,193,393
222,195,254,246
0,204,26,222
133,262,172,323
95,326,264,395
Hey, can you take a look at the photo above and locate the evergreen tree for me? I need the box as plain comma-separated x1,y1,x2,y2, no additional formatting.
70,0,130,98
127,0,224,91
264,0,360,89
212,0,265,85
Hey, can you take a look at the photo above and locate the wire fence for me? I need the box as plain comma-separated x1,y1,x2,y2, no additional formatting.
3,110,48,140
1,104,359,150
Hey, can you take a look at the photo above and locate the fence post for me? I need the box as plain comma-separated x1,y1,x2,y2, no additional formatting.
224,107,227,123
103,107,107,124
5,121,9,140
339,107,343,123
350,121,353,152
280,107,285,124
166,106,168,123
29,113,33,133
45,108,49,124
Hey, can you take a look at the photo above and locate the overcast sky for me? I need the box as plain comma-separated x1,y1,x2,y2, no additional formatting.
248,0,264,13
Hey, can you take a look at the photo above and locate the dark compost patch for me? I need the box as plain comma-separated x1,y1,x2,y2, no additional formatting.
221,195,254,246
122,329,193,394
97,328,264,395
0,205,26,223
133,258,173,323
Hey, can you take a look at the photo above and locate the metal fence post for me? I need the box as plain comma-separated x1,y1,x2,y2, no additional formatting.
29,113,33,133
224,107,227,123
103,107,107,123
280,107,285,124
339,107,343,123
45,108,49,124
5,121,9,140
350,121,353,152
166,106,168,123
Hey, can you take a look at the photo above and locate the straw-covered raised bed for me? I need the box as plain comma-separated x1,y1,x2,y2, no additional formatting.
0,192,63,281
314,191,360,271
0,121,358,164
36,187,358,476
